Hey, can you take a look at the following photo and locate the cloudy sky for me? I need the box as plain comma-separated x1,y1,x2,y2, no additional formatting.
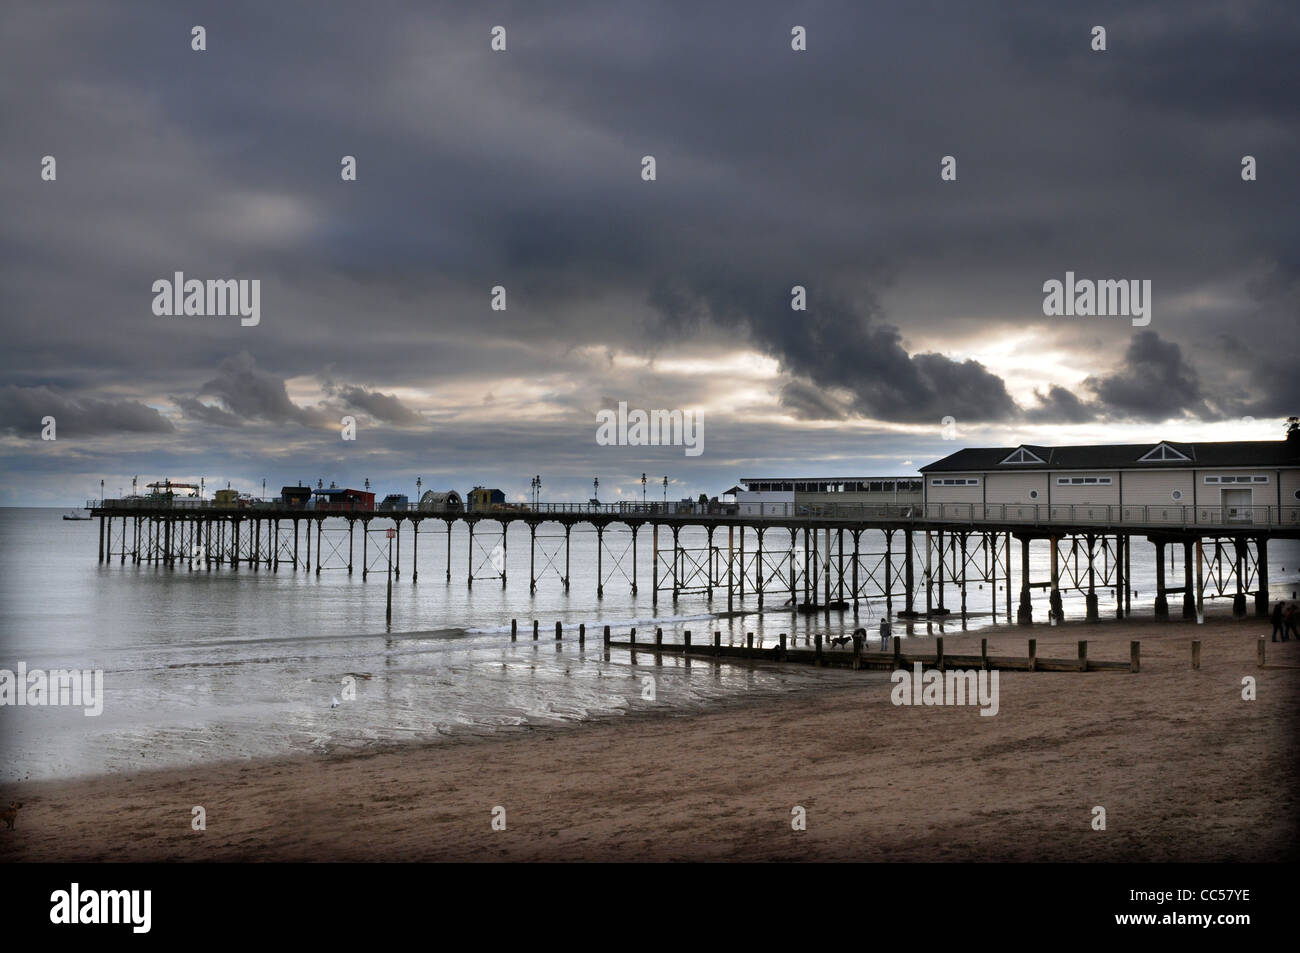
2,0,1297,505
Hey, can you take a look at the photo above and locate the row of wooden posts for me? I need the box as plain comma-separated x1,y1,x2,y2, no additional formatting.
508,618,1141,672
508,619,1275,672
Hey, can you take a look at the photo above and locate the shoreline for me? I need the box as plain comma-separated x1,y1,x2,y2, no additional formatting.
2,616,1297,862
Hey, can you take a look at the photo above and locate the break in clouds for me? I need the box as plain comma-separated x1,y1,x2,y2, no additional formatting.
1,0,1297,503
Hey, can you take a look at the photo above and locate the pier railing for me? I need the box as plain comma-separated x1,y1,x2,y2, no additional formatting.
86,497,1300,528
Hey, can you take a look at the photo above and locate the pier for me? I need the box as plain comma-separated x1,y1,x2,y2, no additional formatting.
85,496,1299,626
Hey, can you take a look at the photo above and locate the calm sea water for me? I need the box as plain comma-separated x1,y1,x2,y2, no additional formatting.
1,507,1296,781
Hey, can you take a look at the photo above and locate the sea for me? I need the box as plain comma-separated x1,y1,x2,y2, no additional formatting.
2,507,1297,781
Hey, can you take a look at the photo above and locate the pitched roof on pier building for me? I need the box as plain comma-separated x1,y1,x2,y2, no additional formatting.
921,439,1300,473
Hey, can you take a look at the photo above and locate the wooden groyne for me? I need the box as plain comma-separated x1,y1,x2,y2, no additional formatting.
593,626,1139,673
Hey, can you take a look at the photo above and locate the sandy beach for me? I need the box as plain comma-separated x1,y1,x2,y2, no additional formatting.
2,616,1297,862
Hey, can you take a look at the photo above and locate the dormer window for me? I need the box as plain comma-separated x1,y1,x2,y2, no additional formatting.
1137,443,1190,463
999,447,1045,465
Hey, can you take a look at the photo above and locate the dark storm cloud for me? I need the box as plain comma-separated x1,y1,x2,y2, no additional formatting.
1084,331,1211,420
191,352,330,428
0,385,172,437
778,380,851,421
330,385,424,426
1025,385,1098,424
651,279,1019,422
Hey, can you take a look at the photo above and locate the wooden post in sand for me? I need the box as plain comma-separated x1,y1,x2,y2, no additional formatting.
893,635,902,670
1257,637,1265,667
1028,639,1037,672
532,620,539,641
511,619,517,642
851,632,862,670
815,633,823,664
655,627,662,647
746,632,754,649
1191,640,1201,670
555,621,562,641
779,633,787,660
603,624,611,647
980,638,989,670
714,631,721,656
1130,641,1140,673
684,630,692,652
629,627,636,645
1077,640,1088,672
579,623,585,645
936,636,945,672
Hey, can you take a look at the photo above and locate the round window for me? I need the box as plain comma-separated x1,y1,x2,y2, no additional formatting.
1029,490,1039,500
1171,490,1183,501
1294,489,1300,501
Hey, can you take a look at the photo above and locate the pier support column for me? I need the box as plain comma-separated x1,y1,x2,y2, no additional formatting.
935,530,945,612
652,523,659,607
395,521,401,581
789,528,798,609
596,525,604,599
1255,537,1269,616
273,520,279,572
884,529,893,618
1232,538,1247,617
528,523,536,592
347,520,355,574
253,518,260,570
727,526,733,611
671,526,680,602
755,527,764,608
738,526,745,599
233,521,241,572
630,524,638,595
292,519,298,570
315,520,322,576
305,518,311,571
901,530,917,618
1016,536,1033,625
1085,534,1099,622
98,516,105,563
924,530,933,616
851,529,860,617
564,524,571,592
1114,535,1124,618
1049,536,1063,622
1153,539,1169,618
362,520,369,579
959,533,968,621
1195,539,1205,619
1124,535,1132,617
705,526,715,600
1182,539,1196,619
445,520,452,583
498,522,505,588
412,522,418,583
466,522,473,588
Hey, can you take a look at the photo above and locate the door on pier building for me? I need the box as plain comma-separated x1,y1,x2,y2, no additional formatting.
1221,488,1253,524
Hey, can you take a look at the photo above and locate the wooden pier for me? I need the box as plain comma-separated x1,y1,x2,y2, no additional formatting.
85,497,1296,627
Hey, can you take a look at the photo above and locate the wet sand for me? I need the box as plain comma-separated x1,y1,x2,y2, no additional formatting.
2,616,1297,862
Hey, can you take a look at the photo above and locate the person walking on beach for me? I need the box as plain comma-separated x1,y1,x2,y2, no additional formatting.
1286,603,1300,642
1272,602,1288,642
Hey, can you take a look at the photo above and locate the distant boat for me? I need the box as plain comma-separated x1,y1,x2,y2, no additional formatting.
62,510,91,521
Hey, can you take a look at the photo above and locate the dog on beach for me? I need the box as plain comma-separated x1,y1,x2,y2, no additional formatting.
0,801,22,830
829,635,853,649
